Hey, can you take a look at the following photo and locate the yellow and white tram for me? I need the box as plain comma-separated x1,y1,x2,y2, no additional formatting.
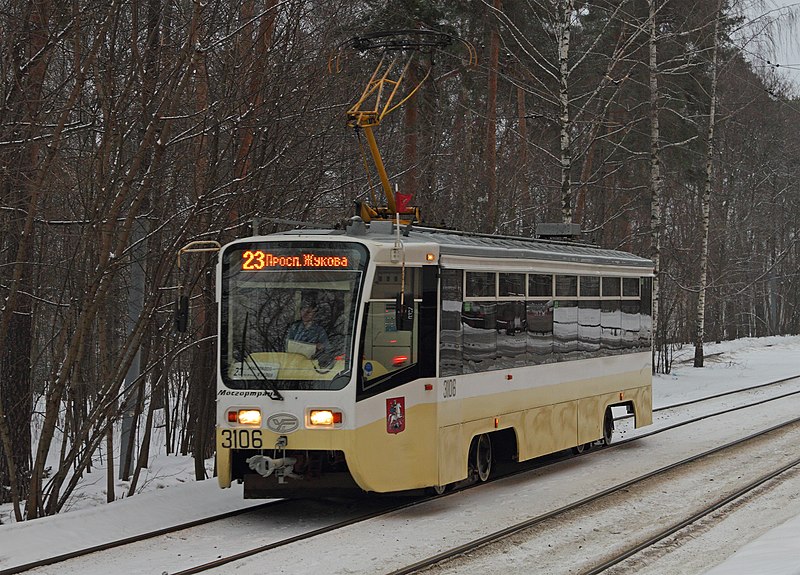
215,220,653,497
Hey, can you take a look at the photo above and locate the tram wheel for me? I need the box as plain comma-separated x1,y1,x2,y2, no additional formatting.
572,442,591,455
602,408,614,446
429,483,449,496
470,434,493,482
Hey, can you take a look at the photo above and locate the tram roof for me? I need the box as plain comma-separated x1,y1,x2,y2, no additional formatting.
273,224,653,270
410,227,652,269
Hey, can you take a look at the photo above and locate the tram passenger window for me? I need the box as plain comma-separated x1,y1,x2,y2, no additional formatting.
526,301,554,363
496,301,527,368
529,274,553,297
440,269,463,377
578,300,601,357
601,300,622,353
580,277,600,297
623,277,640,297
371,267,420,300
555,275,578,297
466,272,496,298
499,273,525,297
361,300,418,389
640,277,653,347
462,301,497,373
553,300,578,360
602,277,621,297
620,300,641,350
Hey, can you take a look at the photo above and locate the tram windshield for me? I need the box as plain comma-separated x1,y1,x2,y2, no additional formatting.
220,241,368,391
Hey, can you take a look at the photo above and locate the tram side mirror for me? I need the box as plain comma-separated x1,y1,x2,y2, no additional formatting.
175,294,189,332
394,293,413,331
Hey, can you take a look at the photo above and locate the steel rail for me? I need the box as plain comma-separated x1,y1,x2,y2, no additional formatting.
384,414,800,575
0,500,288,575
614,372,800,423
581,454,800,574
166,496,434,575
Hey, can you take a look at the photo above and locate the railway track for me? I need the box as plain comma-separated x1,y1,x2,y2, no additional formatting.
582,454,800,575
0,501,287,575
14,373,800,575
392,415,800,575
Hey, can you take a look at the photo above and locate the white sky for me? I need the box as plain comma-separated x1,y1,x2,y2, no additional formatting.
747,0,800,89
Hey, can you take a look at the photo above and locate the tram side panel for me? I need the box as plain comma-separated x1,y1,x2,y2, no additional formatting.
350,383,439,492
435,353,651,483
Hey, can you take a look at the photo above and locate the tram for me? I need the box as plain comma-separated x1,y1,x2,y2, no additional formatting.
215,220,653,497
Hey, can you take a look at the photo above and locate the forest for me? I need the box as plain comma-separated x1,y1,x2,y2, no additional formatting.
1,0,798,520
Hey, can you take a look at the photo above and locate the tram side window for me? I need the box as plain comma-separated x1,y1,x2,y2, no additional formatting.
462,300,497,373
623,277,640,297
466,272,496,297
371,267,420,299
529,274,553,297
556,275,578,297
361,266,420,389
601,300,622,353
580,276,600,297
440,269,464,376
620,299,641,350
527,300,554,363
496,301,527,368
578,300,601,358
361,301,418,388
602,276,621,297
499,273,525,297
553,300,579,361
640,277,653,347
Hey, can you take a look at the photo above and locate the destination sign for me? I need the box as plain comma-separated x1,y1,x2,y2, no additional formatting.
241,250,350,270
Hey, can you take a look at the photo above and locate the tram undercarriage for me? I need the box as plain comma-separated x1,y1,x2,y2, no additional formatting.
233,449,365,498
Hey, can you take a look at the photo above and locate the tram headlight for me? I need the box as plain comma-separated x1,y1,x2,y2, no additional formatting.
309,409,343,426
228,409,262,425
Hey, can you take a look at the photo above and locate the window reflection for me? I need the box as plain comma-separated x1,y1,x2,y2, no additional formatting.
578,300,601,357
462,301,497,372
497,301,527,367
438,271,652,374
553,300,578,360
556,275,578,297
621,300,641,350
466,272,495,297
440,269,463,376
529,274,553,297
601,300,621,353
499,273,526,297
527,301,554,363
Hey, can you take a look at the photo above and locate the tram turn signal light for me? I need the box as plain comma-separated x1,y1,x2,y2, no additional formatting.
228,409,261,425
309,409,343,426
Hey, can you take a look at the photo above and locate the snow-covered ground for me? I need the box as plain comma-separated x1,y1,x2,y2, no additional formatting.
2,335,800,574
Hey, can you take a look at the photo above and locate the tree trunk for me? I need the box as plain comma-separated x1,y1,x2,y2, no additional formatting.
694,2,721,368
485,0,502,233
558,0,575,224
648,0,665,373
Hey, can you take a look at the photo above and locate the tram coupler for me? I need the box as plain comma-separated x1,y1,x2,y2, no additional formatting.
274,435,289,484
245,435,299,483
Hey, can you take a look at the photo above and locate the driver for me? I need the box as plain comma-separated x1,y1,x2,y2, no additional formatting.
286,296,329,357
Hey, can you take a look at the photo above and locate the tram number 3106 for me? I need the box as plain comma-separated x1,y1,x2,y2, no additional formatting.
221,429,263,449
443,378,457,399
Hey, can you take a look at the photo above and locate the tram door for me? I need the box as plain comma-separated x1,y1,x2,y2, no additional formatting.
352,265,439,491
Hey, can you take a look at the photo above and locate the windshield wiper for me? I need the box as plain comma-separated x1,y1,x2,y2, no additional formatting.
244,354,284,401
239,312,284,401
